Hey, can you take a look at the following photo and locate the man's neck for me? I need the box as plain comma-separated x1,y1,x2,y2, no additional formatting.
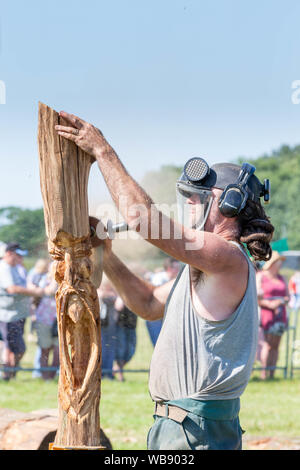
191,220,242,285
211,221,240,244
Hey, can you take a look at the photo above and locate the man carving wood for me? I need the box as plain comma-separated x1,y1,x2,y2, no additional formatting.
55,111,274,450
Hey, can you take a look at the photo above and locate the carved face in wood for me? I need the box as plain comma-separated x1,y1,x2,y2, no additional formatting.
67,294,85,324
48,237,101,421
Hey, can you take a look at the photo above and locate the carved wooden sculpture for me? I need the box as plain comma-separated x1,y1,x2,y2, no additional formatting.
38,102,103,449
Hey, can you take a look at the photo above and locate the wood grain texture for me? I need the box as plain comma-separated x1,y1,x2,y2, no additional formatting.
38,102,103,448
38,102,95,242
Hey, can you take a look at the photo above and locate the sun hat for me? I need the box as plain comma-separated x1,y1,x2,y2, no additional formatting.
5,242,28,257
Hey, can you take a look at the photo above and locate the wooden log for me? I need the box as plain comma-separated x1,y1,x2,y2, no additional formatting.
38,102,103,448
0,408,57,450
0,408,112,450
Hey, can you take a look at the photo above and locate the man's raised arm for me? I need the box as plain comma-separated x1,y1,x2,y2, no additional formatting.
55,112,243,276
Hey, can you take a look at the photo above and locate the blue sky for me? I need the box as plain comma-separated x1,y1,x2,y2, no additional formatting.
1,0,300,210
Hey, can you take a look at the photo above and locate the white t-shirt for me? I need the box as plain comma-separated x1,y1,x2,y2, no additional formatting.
151,271,169,287
0,260,30,322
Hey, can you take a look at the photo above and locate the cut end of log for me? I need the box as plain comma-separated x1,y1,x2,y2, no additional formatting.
0,408,112,450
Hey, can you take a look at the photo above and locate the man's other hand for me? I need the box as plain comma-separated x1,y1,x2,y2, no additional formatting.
89,216,112,258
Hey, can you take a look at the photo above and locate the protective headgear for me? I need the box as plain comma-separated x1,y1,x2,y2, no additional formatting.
176,158,213,230
176,157,270,229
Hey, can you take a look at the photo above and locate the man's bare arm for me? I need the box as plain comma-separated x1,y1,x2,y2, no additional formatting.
103,251,173,321
55,113,244,276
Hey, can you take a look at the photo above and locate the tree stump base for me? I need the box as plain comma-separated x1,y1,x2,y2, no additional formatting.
0,408,112,450
49,443,106,450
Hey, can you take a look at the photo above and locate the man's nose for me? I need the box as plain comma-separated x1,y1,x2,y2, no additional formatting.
187,194,200,204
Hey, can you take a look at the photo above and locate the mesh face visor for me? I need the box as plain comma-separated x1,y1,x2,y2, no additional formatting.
176,181,213,230
176,158,214,230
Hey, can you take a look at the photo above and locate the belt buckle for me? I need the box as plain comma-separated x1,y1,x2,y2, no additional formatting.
155,402,188,424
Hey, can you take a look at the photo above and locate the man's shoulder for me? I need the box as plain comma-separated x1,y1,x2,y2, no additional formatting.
227,240,248,255
200,241,249,289
227,240,251,269
204,240,249,277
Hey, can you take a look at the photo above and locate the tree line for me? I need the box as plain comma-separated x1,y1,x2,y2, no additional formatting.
0,144,299,259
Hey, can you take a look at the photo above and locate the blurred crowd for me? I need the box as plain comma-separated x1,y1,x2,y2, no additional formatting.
0,242,58,381
99,257,181,381
1,241,300,383
0,240,181,382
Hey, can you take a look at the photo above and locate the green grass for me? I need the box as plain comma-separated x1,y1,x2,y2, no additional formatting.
240,378,300,440
1,315,300,450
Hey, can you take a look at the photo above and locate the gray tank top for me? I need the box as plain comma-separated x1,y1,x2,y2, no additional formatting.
148,242,259,402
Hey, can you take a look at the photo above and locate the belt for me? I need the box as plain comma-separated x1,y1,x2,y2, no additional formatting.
155,397,240,421
155,402,188,423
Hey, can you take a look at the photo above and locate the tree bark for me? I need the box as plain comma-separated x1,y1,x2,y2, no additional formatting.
38,102,103,448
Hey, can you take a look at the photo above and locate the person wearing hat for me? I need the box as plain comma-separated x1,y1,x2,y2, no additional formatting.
0,243,45,380
0,242,7,259
257,251,289,380
55,112,274,450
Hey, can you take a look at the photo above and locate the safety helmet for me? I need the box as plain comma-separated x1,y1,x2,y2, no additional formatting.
176,157,270,229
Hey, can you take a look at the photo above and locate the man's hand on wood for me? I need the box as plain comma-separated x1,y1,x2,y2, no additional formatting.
55,111,111,160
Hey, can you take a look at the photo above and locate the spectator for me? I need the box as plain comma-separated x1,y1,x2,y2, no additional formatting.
0,242,7,260
27,259,50,288
288,271,300,310
0,243,6,347
113,296,137,382
98,278,118,380
146,258,180,346
0,243,44,380
257,251,289,380
27,258,50,378
255,261,264,365
15,253,27,282
34,264,59,380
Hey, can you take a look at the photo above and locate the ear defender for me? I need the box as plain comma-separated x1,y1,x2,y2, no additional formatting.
261,179,271,204
218,163,256,218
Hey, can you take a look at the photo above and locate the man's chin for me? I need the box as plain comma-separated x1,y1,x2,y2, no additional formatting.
191,220,211,232
192,222,206,231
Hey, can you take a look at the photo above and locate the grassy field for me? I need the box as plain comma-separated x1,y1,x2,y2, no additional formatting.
1,314,300,450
